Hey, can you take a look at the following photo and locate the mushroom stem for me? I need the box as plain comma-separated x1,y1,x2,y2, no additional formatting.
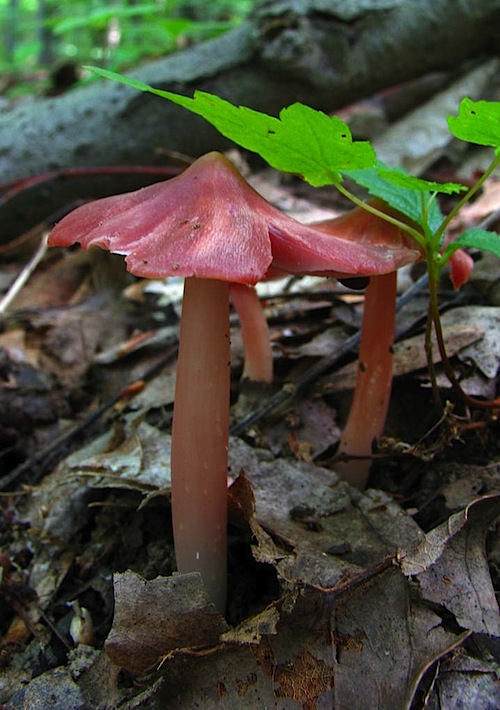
335,271,397,488
230,283,273,383
171,277,230,614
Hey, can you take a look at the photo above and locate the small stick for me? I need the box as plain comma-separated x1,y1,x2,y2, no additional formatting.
0,232,49,314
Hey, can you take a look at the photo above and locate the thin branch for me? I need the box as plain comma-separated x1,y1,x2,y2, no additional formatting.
0,232,49,314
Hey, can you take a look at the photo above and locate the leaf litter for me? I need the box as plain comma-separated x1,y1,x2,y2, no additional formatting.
1,69,500,710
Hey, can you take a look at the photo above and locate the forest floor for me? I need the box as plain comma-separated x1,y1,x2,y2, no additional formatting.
1,62,500,709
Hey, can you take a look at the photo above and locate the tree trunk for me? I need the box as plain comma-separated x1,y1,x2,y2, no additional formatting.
1,0,500,238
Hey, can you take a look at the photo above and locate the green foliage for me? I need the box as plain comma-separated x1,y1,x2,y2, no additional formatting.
0,0,250,88
344,163,446,231
441,228,500,263
448,98,500,150
374,167,465,195
88,68,376,186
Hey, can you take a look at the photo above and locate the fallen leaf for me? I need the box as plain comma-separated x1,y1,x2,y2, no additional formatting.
332,568,468,710
398,494,500,635
453,306,500,378
420,641,500,709
325,306,483,392
75,415,172,492
229,439,423,588
105,571,230,674
459,178,500,223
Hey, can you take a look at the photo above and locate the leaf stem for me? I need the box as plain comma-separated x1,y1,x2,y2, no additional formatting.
434,152,500,246
426,253,500,411
336,182,426,247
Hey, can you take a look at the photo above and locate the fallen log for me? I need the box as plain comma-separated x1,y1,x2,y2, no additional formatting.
1,0,500,238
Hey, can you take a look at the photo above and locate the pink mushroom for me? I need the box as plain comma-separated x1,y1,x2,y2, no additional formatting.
48,152,422,613
230,283,273,383
309,204,420,487
335,270,398,488
310,207,474,487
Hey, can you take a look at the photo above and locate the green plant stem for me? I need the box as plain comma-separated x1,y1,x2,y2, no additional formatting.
425,253,446,408
434,153,500,247
340,157,500,413
336,182,426,247
426,254,500,410
422,151,500,410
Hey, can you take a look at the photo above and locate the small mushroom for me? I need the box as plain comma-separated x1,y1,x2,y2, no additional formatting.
335,269,399,488
311,204,423,488
48,153,422,612
230,283,273,383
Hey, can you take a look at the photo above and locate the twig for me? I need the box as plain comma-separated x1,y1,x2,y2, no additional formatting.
0,232,49,314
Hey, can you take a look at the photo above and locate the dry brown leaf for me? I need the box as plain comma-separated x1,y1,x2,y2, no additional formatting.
105,571,230,674
326,308,483,393
398,494,500,636
458,178,500,223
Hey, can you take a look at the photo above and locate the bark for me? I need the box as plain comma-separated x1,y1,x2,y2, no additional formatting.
1,0,500,238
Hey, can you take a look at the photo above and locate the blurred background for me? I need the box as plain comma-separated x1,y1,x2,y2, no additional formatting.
0,0,253,96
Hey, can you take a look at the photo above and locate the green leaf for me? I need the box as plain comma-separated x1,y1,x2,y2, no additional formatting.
442,228,500,261
448,98,500,149
344,162,444,230
376,168,465,195
85,67,376,187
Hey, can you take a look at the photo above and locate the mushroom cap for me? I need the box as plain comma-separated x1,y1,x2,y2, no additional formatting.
48,152,422,283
